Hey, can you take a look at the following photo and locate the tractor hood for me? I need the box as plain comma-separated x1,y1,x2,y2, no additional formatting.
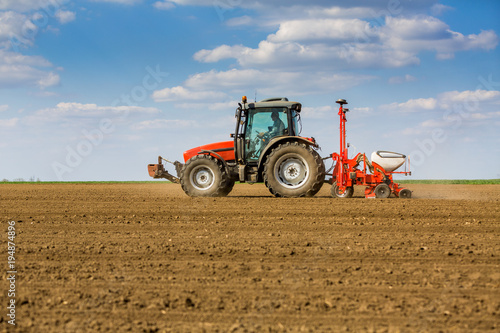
183,141,235,163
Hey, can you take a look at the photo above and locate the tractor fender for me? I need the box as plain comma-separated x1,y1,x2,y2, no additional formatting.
257,136,319,171
198,149,231,176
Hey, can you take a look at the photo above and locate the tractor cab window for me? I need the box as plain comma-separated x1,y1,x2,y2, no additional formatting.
245,107,288,161
291,110,301,136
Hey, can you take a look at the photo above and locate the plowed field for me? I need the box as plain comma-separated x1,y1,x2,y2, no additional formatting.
1,183,499,332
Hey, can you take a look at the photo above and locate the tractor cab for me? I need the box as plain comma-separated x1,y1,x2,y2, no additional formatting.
234,97,303,164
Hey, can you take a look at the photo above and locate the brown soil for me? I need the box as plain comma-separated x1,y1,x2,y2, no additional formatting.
1,183,499,332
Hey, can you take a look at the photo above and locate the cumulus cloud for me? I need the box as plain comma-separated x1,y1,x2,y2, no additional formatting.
267,18,377,43
438,90,500,108
167,0,436,13
301,105,335,119
384,98,438,112
194,45,249,63
183,68,373,96
89,0,142,5
0,50,60,89
383,89,500,114
152,86,228,102
0,11,39,48
54,10,75,24
31,103,160,123
132,119,196,130
388,74,417,84
430,3,453,16
383,16,498,59
153,1,175,10
0,0,52,12
38,71,60,89
0,117,18,128
194,15,498,70
226,15,253,27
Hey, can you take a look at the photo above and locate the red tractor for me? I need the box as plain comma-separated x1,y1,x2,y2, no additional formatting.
148,96,411,198
148,96,325,197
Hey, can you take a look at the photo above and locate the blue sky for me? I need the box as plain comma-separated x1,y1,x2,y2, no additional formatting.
0,0,499,181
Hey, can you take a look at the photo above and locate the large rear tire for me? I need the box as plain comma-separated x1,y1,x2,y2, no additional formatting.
180,155,234,197
263,142,325,198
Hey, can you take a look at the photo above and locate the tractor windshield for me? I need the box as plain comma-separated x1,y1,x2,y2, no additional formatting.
244,107,288,161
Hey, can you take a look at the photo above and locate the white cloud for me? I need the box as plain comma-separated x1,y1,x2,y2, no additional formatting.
0,104,8,112
194,15,498,70
267,19,376,43
31,103,160,123
132,119,196,130
352,107,373,113
0,11,38,48
194,45,249,63
174,101,237,111
38,71,60,89
182,69,373,96
420,118,447,128
470,111,500,120
89,0,142,4
152,69,373,107
301,105,334,119
153,1,175,10
383,16,498,59
385,90,500,114
0,117,18,128
151,86,228,102
195,40,419,69
0,50,60,89
383,98,438,112
167,0,436,13
388,74,417,84
226,15,253,27
438,90,500,108
384,16,450,41
54,10,76,24
430,3,453,16
0,0,52,12
0,49,51,67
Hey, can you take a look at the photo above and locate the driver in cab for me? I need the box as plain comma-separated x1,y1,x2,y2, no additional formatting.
259,110,285,138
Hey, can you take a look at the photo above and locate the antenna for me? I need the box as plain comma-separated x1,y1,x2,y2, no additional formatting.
254,90,257,102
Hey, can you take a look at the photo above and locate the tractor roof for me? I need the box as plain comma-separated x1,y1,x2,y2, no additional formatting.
244,97,301,111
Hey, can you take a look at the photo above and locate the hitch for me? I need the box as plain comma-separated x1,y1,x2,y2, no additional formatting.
148,156,183,183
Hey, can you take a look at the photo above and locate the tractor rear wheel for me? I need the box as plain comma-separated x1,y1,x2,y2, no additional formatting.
374,183,391,198
263,142,325,198
180,155,233,197
331,184,354,198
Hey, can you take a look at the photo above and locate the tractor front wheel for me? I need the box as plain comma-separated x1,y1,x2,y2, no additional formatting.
180,155,233,197
263,142,325,198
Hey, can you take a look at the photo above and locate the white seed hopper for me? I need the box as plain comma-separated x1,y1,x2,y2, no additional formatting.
370,151,406,172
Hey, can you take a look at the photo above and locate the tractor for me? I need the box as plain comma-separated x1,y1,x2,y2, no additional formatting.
148,96,325,197
148,96,412,198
